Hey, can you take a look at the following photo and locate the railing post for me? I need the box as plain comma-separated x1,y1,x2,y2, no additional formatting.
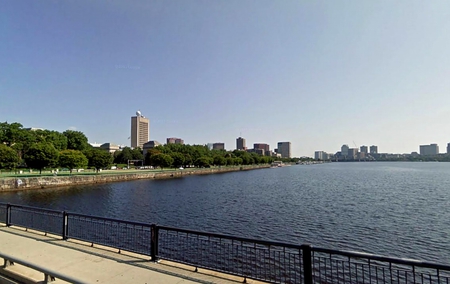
151,224,159,262
6,204,11,226
301,244,313,284
62,211,68,240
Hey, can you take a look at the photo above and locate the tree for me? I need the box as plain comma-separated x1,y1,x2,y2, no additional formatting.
24,143,59,174
0,122,23,147
144,148,161,166
131,147,143,160
0,144,20,170
63,130,89,151
194,156,213,168
87,149,113,172
213,155,226,167
151,153,173,169
170,152,185,168
114,147,133,164
59,150,88,174
41,130,68,151
183,153,193,168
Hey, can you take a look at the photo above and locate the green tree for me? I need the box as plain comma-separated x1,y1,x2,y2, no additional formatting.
0,144,20,170
0,122,23,147
63,130,89,151
131,147,144,160
144,148,161,166
115,147,133,164
59,150,88,174
183,154,192,168
225,157,234,166
24,143,59,174
41,130,68,151
213,155,226,166
170,152,185,168
151,153,173,169
194,156,213,168
87,149,113,172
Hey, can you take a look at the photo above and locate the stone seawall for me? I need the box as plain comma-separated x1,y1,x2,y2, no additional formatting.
0,165,270,192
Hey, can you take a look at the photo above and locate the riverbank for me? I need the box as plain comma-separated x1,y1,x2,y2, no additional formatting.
0,165,270,192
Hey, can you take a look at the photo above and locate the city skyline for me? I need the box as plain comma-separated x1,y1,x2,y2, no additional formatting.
2,1,450,157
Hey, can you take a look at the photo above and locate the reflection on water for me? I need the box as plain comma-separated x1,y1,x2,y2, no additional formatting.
1,162,450,263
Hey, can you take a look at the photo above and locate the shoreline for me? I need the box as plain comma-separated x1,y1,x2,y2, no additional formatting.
0,165,270,192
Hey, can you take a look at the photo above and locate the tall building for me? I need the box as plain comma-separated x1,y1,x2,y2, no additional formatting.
420,144,439,156
370,145,378,154
277,142,291,158
341,144,349,157
213,143,225,150
447,143,450,154
348,148,358,159
131,111,149,149
236,137,246,150
315,151,326,160
167,137,184,144
360,146,368,154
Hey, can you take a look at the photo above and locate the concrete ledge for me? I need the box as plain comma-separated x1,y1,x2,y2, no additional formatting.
0,165,270,192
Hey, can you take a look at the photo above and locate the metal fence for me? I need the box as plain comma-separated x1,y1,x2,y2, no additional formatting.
1,202,450,284
66,213,152,256
0,203,6,224
157,225,304,283
8,204,63,236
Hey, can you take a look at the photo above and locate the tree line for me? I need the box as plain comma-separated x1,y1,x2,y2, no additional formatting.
0,122,112,173
0,122,301,174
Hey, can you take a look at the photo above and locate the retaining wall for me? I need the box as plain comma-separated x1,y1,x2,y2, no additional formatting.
0,165,270,192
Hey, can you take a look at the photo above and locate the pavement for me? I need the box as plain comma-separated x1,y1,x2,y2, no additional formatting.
0,226,265,284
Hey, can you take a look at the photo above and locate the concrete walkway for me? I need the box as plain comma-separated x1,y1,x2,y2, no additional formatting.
0,226,263,284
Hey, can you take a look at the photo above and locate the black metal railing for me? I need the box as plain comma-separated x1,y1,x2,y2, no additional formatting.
157,225,304,283
8,204,63,236
66,213,152,256
0,202,450,284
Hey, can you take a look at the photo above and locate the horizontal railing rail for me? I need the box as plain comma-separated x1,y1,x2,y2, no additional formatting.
0,251,86,284
1,202,450,283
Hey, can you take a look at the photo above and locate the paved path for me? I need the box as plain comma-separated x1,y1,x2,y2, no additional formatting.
0,227,262,284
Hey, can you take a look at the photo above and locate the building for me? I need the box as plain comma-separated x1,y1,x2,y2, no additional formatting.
360,146,368,154
370,145,378,154
254,143,270,152
131,111,149,149
212,143,225,150
143,140,161,157
348,148,358,160
341,144,349,157
420,144,439,156
167,137,184,144
315,151,326,160
100,143,120,154
277,142,291,158
447,143,450,154
236,137,246,150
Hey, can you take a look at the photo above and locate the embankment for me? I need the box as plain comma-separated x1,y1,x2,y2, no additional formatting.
0,165,270,192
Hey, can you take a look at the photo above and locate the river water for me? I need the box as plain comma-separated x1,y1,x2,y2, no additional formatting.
1,162,449,263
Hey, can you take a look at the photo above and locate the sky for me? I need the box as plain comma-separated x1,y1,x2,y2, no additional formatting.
1,1,450,157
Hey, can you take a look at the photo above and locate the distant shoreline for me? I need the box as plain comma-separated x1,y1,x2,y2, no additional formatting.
0,165,270,192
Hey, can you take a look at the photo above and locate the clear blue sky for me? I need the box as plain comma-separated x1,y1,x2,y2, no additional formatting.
1,1,450,157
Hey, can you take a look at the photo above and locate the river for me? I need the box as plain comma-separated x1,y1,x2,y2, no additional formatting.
1,162,449,263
